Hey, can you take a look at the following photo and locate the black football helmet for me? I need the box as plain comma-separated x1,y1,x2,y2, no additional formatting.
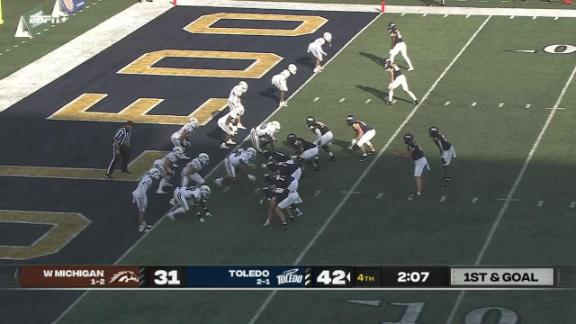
387,22,397,31
286,133,297,144
403,133,415,145
428,126,439,138
306,116,316,126
263,173,275,184
346,115,356,126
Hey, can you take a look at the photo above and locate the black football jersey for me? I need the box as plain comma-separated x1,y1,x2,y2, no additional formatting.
408,143,425,160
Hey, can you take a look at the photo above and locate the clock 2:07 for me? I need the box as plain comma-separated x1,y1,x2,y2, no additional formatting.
397,271,430,283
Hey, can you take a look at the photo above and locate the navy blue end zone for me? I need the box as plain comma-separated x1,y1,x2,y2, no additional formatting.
0,6,376,324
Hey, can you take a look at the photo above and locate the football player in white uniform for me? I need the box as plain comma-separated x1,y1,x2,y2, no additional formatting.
308,38,327,73
306,116,335,160
132,168,162,232
228,81,248,130
154,147,186,194
171,117,198,152
388,23,414,71
384,58,418,105
272,64,297,107
181,153,210,187
249,120,281,152
218,110,242,149
165,185,211,222
214,147,257,186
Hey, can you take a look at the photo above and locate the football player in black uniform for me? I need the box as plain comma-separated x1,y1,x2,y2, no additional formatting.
261,186,303,228
263,172,303,217
286,133,320,171
346,115,376,161
429,126,456,184
394,133,430,199
387,22,414,71
306,116,335,161
384,58,418,105
263,154,303,181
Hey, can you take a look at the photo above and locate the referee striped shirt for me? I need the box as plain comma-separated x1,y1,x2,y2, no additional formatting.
114,126,131,147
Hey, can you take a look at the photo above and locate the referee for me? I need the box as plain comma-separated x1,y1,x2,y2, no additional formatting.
106,121,134,178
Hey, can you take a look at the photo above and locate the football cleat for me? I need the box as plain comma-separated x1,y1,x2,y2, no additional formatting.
214,178,223,187
360,154,368,162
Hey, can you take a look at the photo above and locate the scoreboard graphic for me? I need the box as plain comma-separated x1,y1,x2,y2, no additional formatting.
5,265,576,289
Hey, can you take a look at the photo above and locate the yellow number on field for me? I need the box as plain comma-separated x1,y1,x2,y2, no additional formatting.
0,210,91,260
118,49,282,78
48,93,228,126
185,13,327,37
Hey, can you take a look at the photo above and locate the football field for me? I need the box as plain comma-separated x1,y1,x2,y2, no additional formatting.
57,3,576,324
1,1,576,323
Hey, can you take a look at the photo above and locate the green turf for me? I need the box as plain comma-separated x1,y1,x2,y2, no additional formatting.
59,10,576,324
0,0,135,78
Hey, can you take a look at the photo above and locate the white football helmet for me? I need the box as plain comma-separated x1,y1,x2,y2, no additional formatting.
239,81,248,93
199,185,211,200
288,64,297,75
187,117,198,129
268,121,281,132
197,153,210,167
147,168,162,180
245,147,257,161
167,152,179,163
172,146,186,158
323,32,332,43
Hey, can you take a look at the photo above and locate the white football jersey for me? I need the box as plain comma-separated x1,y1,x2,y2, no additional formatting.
308,39,326,54
255,123,279,138
228,150,252,168
174,123,194,138
275,70,291,82
134,174,153,193
183,158,202,174
178,187,203,203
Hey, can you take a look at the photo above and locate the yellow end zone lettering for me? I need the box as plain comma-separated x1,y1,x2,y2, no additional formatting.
0,150,166,181
48,93,228,126
185,13,327,37
118,50,282,78
0,210,91,260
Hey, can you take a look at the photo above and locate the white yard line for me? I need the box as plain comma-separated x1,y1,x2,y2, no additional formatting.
249,15,492,324
178,0,576,17
444,62,576,324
